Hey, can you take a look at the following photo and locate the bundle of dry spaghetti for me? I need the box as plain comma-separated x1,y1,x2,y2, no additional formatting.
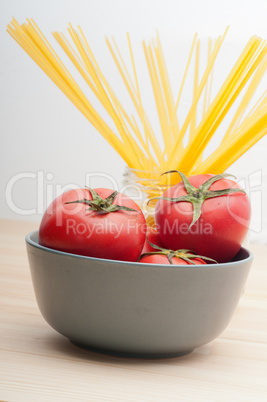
7,18,267,185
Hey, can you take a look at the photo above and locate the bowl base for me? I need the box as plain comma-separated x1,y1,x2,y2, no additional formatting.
70,340,194,359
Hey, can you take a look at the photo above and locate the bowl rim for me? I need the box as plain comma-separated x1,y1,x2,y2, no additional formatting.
26,230,253,269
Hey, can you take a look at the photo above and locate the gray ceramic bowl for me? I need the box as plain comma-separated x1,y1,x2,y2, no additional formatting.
26,230,253,358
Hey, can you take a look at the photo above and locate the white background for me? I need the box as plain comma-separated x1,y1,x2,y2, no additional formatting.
1,0,267,243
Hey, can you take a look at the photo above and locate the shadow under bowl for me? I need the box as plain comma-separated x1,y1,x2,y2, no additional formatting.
26,230,253,358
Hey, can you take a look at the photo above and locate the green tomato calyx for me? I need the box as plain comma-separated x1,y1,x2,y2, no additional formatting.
138,238,217,265
151,171,246,230
65,187,140,214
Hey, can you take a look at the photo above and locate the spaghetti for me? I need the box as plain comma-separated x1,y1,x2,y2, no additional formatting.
7,18,267,184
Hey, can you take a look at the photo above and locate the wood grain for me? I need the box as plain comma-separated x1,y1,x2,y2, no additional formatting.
0,219,266,401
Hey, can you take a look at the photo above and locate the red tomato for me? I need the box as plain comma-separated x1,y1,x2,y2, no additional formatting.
141,225,165,254
138,254,207,265
155,172,250,263
39,187,146,261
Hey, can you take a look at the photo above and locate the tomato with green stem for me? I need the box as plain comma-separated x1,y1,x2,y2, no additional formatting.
138,238,216,265
39,187,147,261
153,171,250,263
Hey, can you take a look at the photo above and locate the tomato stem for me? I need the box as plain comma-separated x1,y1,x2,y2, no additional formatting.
65,187,140,214
138,238,217,265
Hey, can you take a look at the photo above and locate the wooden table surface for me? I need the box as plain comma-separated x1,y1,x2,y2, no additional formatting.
1,219,267,402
